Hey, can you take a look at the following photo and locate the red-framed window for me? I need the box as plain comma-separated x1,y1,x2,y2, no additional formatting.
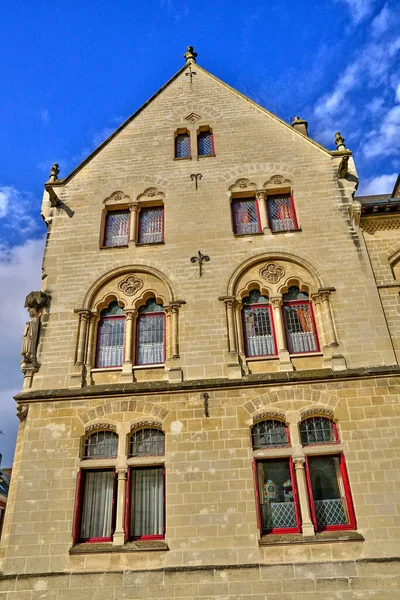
252,420,290,449
282,287,319,354
83,431,119,459
254,458,300,534
175,132,191,158
232,198,261,235
73,469,117,543
136,298,165,366
104,210,130,247
138,207,164,244
197,129,214,156
129,428,165,457
242,290,276,357
96,301,126,368
300,417,338,446
305,454,356,531
125,466,165,541
267,194,298,232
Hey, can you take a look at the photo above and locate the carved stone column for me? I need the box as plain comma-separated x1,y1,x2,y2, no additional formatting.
310,294,327,349
164,306,173,361
165,301,185,383
255,190,270,233
293,456,315,536
113,468,127,545
270,296,293,371
219,296,242,379
234,301,249,375
85,313,97,384
129,203,139,243
69,309,93,388
121,310,135,383
318,289,347,371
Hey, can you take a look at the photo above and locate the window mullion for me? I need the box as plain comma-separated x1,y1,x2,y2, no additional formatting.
293,456,315,536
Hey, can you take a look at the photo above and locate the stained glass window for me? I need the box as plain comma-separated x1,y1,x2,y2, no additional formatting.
242,290,275,356
283,287,318,353
252,420,289,449
232,198,260,235
198,131,214,156
175,133,191,158
138,207,164,244
130,428,165,456
136,298,165,365
300,417,337,445
256,459,299,533
96,302,126,368
267,195,297,232
104,211,129,247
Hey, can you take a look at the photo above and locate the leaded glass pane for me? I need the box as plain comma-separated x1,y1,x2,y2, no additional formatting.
130,467,164,538
137,314,164,365
244,306,275,356
84,431,118,458
257,460,297,532
267,195,296,231
175,134,191,158
283,303,318,353
130,428,165,456
198,131,213,155
138,208,163,244
232,199,260,234
104,211,129,247
97,315,126,367
252,420,288,449
138,298,164,314
283,286,309,301
243,290,270,305
300,417,336,445
308,456,349,528
100,301,124,317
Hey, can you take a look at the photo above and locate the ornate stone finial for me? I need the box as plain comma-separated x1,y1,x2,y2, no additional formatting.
335,132,346,152
48,164,60,182
184,46,198,64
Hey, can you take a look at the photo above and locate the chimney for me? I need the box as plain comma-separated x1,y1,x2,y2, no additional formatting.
291,116,309,137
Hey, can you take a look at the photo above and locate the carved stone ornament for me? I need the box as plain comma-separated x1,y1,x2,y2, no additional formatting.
85,423,117,433
21,291,50,364
253,410,286,424
24,291,50,311
16,404,29,422
300,407,334,420
185,112,201,123
130,420,162,432
118,275,143,296
260,263,285,284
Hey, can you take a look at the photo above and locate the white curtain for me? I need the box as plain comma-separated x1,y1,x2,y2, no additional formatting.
80,470,114,539
130,468,164,538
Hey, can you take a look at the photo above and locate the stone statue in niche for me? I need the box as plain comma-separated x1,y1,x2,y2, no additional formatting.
20,291,50,376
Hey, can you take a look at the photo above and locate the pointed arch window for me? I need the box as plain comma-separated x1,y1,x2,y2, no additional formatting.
136,298,165,365
197,128,214,156
96,301,126,368
242,290,276,357
282,286,319,354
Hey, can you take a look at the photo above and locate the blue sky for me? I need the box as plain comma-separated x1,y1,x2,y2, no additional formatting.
0,0,399,465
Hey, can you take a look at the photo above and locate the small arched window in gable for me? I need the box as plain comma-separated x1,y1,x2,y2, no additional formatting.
282,286,319,354
175,130,191,158
252,419,289,449
300,416,338,445
129,428,165,456
96,301,126,368
104,210,130,247
83,430,119,458
242,290,276,357
197,128,214,156
267,194,298,232
136,298,165,366
231,197,261,235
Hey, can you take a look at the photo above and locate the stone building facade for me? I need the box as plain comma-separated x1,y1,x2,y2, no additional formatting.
0,49,399,598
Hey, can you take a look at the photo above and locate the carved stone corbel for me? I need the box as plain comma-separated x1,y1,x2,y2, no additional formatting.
16,404,29,422
349,201,361,231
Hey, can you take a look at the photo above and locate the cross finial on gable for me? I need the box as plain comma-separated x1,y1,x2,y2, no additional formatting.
184,46,198,64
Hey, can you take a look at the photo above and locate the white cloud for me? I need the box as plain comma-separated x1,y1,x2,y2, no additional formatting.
0,185,41,235
371,4,392,37
0,237,45,466
364,103,400,158
358,172,398,195
396,82,400,103
337,0,377,23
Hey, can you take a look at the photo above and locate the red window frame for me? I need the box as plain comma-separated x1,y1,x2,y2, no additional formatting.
135,311,166,366
73,468,117,544
251,420,290,450
231,197,262,235
125,465,166,541
95,314,126,368
137,206,165,245
103,210,130,247
197,130,215,156
282,299,320,354
305,453,356,532
241,302,277,357
175,132,191,158
253,458,301,535
300,418,339,447
267,194,298,232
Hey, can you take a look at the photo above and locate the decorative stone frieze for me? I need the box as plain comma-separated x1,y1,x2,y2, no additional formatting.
253,410,286,424
130,420,162,431
85,423,117,433
300,407,334,420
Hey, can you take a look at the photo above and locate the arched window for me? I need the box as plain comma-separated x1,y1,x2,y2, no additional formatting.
282,286,319,354
96,301,126,368
197,128,214,156
242,290,276,357
136,298,165,365
129,428,165,456
175,130,191,158
300,416,338,445
252,420,289,449
83,430,119,458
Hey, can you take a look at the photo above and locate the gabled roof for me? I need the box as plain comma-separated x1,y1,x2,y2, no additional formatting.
49,61,334,186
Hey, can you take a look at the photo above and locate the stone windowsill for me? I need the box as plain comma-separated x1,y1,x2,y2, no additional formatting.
271,227,302,234
259,531,364,546
70,540,169,554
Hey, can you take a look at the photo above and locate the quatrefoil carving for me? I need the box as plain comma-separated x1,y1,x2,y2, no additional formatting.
118,275,143,296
